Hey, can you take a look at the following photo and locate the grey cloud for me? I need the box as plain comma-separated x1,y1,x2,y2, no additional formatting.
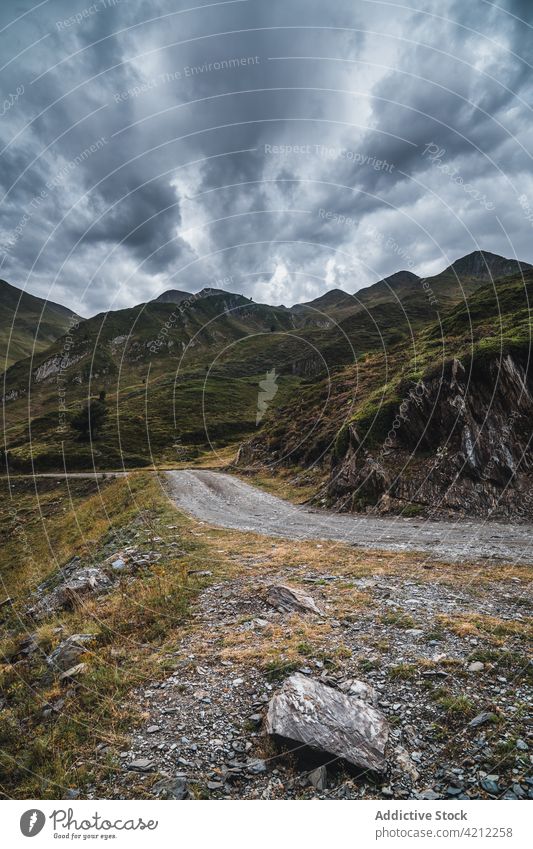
0,0,532,313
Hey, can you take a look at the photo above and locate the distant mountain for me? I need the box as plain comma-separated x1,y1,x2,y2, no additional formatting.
441,250,532,281
293,289,355,311
152,287,236,305
153,289,192,304
0,279,82,370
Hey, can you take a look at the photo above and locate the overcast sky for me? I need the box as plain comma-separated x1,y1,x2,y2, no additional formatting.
0,0,532,316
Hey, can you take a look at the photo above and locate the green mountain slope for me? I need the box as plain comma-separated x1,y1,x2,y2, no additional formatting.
0,279,82,369
1,288,304,469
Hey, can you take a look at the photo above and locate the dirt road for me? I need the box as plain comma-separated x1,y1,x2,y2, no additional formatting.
165,469,533,564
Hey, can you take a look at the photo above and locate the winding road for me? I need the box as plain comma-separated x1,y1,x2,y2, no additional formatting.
165,469,533,565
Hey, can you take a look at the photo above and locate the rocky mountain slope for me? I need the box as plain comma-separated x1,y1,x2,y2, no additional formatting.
240,268,533,519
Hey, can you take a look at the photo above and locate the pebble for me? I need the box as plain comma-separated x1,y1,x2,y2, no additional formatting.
308,765,328,791
468,711,497,728
481,776,500,795
246,759,267,775
126,758,154,773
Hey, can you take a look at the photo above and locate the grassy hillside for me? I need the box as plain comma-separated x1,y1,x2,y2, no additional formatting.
0,472,206,797
1,290,307,470
0,279,82,370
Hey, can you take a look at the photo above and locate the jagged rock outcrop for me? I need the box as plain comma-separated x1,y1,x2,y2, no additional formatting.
28,558,113,619
328,351,533,517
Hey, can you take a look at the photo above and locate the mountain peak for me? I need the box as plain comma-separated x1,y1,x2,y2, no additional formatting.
296,288,353,309
153,286,249,306
153,289,192,305
377,270,420,289
443,250,532,280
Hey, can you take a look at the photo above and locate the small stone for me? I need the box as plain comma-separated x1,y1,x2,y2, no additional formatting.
481,775,500,795
127,758,154,773
146,726,161,734
152,777,188,799
516,739,528,751
246,758,267,775
266,584,324,616
446,786,463,797
59,662,87,682
308,765,327,791
47,634,94,672
193,689,209,700
347,679,378,705
467,661,484,672
468,711,498,729
394,746,420,782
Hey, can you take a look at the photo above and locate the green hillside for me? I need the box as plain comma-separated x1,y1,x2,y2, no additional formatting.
0,279,82,370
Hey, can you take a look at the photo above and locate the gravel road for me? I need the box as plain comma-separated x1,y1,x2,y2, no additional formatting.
165,470,533,564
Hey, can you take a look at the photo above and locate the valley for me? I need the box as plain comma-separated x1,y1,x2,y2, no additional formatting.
1,249,532,802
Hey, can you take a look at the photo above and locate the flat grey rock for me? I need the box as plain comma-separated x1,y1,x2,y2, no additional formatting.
126,758,154,773
468,711,497,728
47,634,94,672
309,765,328,790
266,584,324,616
265,673,389,773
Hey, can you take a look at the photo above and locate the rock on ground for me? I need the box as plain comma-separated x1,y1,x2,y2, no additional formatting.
28,564,112,619
47,634,94,672
266,584,324,616
265,673,389,773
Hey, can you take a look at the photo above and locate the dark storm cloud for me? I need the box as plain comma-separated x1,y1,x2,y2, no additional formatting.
0,0,532,313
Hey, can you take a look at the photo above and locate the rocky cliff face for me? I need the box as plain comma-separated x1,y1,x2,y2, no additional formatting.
328,351,533,518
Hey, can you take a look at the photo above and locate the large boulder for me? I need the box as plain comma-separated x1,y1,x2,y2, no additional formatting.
266,584,324,616
265,673,389,773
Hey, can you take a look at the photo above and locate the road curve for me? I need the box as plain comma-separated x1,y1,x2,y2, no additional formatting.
165,469,533,564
